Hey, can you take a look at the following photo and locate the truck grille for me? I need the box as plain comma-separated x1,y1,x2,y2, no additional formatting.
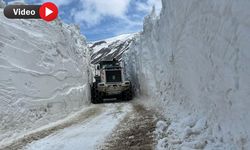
106,70,122,83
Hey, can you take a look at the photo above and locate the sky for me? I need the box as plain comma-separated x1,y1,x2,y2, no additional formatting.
4,0,162,41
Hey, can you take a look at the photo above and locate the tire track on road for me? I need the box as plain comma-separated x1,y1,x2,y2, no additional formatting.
24,103,133,150
0,105,102,150
100,104,157,150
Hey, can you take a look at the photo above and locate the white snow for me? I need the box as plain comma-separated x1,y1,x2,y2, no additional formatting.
24,103,132,150
0,8,91,143
1,0,250,149
0,105,97,148
90,33,136,54
103,33,136,44
124,0,250,149
91,42,109,54
90,33,138,65
92,33,136,45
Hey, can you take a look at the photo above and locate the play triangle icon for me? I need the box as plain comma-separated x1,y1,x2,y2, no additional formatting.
45,7,53,17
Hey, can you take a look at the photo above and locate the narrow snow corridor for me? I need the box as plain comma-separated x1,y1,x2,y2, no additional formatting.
0,0,249,149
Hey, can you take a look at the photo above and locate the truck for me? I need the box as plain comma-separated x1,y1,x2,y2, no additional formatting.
91,59,133,104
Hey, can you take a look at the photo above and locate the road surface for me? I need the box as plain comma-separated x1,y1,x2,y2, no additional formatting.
2,101,157,150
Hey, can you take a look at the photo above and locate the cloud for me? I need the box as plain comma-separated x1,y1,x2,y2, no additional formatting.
72,0,162,27
7,0,26,5
70,0,162,40
136,0,162,15
23,0,162,40
73,0,131,27
40,0,74,7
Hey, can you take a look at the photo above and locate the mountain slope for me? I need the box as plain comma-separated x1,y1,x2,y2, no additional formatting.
89,33,137,64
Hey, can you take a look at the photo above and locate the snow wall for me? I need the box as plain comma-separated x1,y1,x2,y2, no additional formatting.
125,0,250,149
0,8,91,140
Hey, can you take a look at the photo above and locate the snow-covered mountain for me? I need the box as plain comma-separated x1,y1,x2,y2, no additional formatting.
89,33,137,64
0,7,91,142
124,1,250,149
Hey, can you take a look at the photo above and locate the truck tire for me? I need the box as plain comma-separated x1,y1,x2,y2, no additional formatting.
91,83,103,104
91,84,97,104
122,85,133,101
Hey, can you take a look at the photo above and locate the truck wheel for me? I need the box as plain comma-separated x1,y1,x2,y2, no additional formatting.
96,92,104,103
122,85,133,101
91,83,97,104
91,83,103,104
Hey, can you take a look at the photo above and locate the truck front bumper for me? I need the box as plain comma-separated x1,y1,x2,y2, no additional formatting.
98,83,130,95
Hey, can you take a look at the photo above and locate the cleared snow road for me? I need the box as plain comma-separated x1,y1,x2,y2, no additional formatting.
23,103,133,150
1,101,156,150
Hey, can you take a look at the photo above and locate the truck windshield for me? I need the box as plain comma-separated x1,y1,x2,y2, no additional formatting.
100,61,119,69
106,70,122,83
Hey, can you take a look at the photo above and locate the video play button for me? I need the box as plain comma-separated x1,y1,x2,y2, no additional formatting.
39,2,58,22
45,7,53,17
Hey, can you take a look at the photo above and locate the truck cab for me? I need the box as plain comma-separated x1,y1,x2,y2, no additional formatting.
91,59,132,104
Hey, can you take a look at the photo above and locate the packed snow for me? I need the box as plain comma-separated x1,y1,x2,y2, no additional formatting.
0,7,91,144
24,103,132,150
124,0,250,149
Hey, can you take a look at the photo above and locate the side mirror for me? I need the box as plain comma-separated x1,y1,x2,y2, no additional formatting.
96,65,100,70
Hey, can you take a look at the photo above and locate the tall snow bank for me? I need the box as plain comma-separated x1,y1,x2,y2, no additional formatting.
0,10,91,141
125,0,250,149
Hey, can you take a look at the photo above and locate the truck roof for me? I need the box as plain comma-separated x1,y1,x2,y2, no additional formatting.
99,59,121,69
